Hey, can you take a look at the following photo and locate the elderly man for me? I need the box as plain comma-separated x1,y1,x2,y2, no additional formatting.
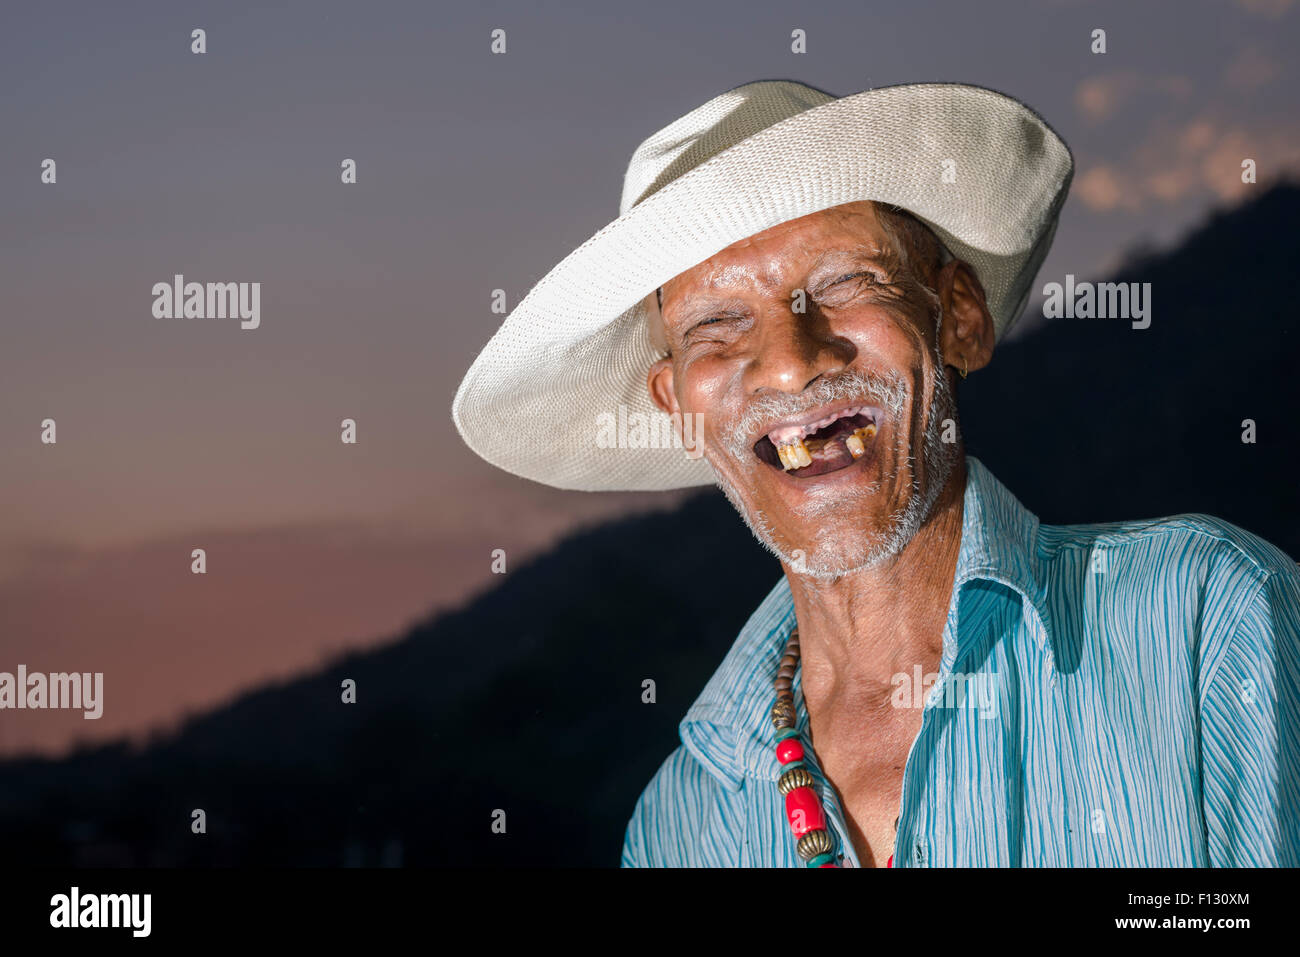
452,81,1300,867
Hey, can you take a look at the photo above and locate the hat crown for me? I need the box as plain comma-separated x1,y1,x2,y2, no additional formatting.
619,81,836,216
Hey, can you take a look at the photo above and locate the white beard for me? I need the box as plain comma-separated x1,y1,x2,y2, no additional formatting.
707,342,962,582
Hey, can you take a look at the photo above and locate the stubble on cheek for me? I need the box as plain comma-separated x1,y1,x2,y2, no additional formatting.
701,355,960,580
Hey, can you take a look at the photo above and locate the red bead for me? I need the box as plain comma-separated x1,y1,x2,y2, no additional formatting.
818,862,837,868
887,854,893,868
784,787,826,837
776,738,804,764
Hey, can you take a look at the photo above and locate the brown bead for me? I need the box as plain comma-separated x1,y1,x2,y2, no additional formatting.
774,676,792,692
777,767,814,795
770,699,796,729
797,829,833,861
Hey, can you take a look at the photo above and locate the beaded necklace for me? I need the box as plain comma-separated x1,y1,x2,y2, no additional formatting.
770,626,894,868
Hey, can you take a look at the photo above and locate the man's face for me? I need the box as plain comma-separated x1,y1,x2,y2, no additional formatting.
648,201,986,579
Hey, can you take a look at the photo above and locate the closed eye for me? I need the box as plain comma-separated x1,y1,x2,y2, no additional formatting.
821,271,875,291
812,271,880,306
686,312,744,335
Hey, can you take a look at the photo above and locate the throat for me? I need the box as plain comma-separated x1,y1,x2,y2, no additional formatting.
783,465,966,684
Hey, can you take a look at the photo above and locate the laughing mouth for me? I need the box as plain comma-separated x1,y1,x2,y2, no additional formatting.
753,406,880,478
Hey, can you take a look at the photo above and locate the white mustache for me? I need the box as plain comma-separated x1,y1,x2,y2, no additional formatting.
718,369,909,461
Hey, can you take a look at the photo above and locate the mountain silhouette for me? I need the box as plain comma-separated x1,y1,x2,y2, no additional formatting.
960,180,1300,549
2,182,1297,867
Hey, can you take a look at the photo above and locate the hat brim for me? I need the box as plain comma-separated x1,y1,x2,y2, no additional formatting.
452,82,1073,491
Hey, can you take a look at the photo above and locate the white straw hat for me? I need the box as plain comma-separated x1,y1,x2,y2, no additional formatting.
452,80,1073,491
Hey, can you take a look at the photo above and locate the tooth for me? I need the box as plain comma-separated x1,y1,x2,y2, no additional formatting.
776,437,811,470
846,434,865,459
857,423,877,440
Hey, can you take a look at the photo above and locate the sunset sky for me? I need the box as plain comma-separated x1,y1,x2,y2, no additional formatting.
3,0,1298,756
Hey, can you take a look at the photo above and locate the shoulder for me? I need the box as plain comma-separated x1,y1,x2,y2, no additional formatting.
1037,512,1299,669
620,745,737,867
1187,517,1300,687
1039,510,1296,598
1178,527,1300,864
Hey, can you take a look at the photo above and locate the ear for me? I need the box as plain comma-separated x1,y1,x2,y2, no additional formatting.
647,356,679,417
936,259,995,375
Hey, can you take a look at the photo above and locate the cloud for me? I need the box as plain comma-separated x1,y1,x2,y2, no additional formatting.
1075,112,1300,212
1234,0,1293,17
1075,165,1141,212
1224,46,1281,90
1074,72,1192,124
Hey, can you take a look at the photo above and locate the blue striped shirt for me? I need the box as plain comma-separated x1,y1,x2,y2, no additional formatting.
620,456,1300,867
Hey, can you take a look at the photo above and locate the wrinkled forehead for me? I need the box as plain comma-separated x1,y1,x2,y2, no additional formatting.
660,201,892,301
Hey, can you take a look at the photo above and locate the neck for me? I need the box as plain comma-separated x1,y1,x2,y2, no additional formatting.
782,458,968,708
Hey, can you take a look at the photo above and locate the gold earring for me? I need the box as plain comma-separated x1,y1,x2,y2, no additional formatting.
958,356,968,379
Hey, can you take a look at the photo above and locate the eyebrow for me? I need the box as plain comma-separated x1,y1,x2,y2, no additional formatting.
805,243,902,281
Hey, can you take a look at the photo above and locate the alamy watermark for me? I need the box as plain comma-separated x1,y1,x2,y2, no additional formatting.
595,405,705,458
0,665,102,719
50,887,150,937
1042,274,1151,330
152,274,260,329
891,665,998,718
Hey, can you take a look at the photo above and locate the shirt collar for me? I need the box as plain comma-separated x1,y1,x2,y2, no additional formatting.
678,455,1055,791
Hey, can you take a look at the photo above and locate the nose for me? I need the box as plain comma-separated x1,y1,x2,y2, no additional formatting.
743,304,856,396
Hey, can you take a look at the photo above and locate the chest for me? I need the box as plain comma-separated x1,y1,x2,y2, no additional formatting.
788,669,1210,868
804,702,927,865
811,713,919,792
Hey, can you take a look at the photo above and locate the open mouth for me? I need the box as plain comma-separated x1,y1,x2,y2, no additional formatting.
752,407,880,479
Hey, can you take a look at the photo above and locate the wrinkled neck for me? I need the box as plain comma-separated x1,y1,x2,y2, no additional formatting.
784,463,966,699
